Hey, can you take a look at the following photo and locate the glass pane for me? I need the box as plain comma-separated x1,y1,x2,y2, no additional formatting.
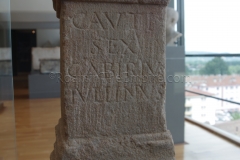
185,0,240,53
0,0,17,159
186,56,240,139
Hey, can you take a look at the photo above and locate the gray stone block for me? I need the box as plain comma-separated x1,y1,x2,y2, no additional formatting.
39,59,60,74
51,0,175,159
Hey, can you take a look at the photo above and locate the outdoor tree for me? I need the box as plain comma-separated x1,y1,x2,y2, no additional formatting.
185,65,192,75
229,65,240,74
200,57,230,75
230,112,240,121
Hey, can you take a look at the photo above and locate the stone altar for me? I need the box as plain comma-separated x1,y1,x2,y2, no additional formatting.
31,47,60,71
39,59,60,74
51,0,175,159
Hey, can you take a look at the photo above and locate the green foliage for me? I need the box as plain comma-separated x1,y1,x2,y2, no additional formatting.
229,65,240,74
185,59,208,75
200,57,230,75
226,60,240,66
186,58,240,76
185,65,192,75
230,112,240,121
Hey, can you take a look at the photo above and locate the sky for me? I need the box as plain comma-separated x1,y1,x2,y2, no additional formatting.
185,0,240,53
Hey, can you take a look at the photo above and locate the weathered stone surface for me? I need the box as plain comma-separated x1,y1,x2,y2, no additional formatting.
40,59,60,74
31,47,60,71
51,0,175,159
53,0,170,18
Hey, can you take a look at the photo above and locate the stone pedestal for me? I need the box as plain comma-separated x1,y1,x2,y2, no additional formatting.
51,0,175,159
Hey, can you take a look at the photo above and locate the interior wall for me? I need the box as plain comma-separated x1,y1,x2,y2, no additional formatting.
10,0,59,29
0,0,9,13
166,46,185,144
168,0,174,8
0,27,10,47
0,25,5,47
11,0,54,12
37,29,60,47
0,23,10,47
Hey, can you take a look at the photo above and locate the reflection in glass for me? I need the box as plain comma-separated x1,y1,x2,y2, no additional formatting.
185,0,240,53
185,56,240,138
0,0,17,159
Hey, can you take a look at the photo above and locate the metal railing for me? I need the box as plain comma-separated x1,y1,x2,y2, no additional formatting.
185,90,240,106
185,53,240,105
186,54,240,57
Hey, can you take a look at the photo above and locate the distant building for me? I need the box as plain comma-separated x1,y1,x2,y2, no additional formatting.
186,75,240,111
185,88,217,125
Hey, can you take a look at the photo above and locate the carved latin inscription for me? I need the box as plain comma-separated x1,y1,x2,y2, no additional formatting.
61,3,166,138
72,12,162,31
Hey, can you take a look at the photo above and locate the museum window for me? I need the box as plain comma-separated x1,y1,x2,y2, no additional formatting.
183,0,240,144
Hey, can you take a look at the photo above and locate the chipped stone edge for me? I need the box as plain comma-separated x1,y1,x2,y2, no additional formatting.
51,118,175,160
53,0,170,18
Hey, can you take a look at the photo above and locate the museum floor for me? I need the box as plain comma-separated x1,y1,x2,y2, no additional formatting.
1,76,240,160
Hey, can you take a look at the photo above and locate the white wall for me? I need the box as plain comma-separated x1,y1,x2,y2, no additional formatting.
0,0,11,46
37,29,60,47
0,0,10,21
11,0,54,12
0,0,10,13
10,0,59,28
10,0,58,24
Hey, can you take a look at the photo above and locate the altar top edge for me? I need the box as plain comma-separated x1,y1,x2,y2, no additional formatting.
53,0,170,18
